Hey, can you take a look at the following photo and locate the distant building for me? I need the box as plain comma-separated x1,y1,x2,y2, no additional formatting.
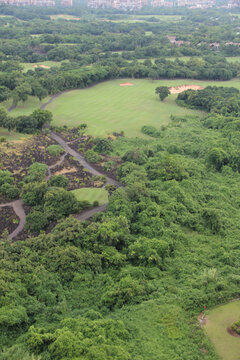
61,0,72,5
0,0,55,5
87,0,143,9
167,35,191,46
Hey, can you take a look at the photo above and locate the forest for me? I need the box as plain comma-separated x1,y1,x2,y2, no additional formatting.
0,4,240,360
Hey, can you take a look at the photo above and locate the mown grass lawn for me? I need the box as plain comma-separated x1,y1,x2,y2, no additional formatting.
72,188,108,206
46,78,206,137
4,96,50,117
46,78,240,138
204,300,240,360
20,61,64,72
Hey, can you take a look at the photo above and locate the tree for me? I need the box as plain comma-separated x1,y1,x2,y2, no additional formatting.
44,187,80,220
155,86,170,101
0,86,11,103
31,82,48,102
32,109,53,129
12,83,32,107
0,107,8,127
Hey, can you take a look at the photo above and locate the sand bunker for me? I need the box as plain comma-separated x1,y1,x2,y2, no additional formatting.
169,85,204,94
120,83,134,87
32,64,51,69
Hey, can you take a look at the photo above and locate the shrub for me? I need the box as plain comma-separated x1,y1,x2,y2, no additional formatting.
24,162,48,183
93,138,113,154
0,137,6,143
122,149,148,165
1,184,20,200
46,145,64,157
22,182,48,206
48,174,69,188
85,150,102,163
141,125,161,138
44,187,80,220
0,170,14,186
26,210,48,232
103,160,116,172
93,200,99,207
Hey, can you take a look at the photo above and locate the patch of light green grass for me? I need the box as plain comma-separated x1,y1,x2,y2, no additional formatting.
4,96,50,117
204,300,240,360
47,78,206,138
0,128,31,142
21,61,63,73
72,188,108,205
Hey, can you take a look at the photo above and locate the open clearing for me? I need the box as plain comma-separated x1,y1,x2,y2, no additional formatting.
72,188,108,206
46,78,240,137
46,79,205,137
0,128,31,141
50,14,81,21
203,301,240,360
21,61,64,72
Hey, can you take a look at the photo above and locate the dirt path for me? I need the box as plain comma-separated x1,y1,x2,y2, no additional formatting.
1,131,121,240
0,200,25,240
74,204,107,221
50,132,120,186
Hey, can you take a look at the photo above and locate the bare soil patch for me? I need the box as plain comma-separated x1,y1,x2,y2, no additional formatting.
169,85,204,94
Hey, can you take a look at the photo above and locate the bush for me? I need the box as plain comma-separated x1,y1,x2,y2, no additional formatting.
93,200,99,207
1,183,20,200
0,137,6,143
24,162,48,183
48,175,69,188
141,125,161,138
26,210,48,232
44,187,80,220
22,182,48,206
46,145,64,157
122,149,148,165
85,150,102,163
93,138,113,154
0,170,14,186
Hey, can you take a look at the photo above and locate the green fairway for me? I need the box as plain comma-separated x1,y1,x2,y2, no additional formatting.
72,188,108,205
204,301,240,360
4,96,50,117
21,61,63,72
166,56,240,63
46,78,240,138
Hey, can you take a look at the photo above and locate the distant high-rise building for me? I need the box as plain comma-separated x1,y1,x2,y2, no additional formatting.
87,0,143,10
61,0,72,5
0,0,55,5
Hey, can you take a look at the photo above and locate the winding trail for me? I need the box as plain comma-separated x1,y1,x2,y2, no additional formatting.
1,129,121,239
50,131,120,186
0,200,26,240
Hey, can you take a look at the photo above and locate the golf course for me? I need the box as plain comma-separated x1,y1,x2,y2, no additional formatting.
203,300,240,360
44,78,239,137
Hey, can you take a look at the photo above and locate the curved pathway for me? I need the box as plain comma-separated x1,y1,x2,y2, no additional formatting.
50,131,120,186
0,200,26,240
1,131,121,239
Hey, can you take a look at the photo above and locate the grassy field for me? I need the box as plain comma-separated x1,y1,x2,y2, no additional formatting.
204,300,240,360
46,78,240,138
72,188,108,205
21,61,63,72
106,14,182,23
4,96,50,117
50,14,81,21
0,128,31,141
166,56,240,63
